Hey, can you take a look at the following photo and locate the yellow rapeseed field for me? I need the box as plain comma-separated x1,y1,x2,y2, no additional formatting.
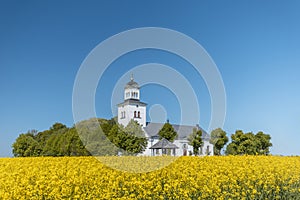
1,156,300,199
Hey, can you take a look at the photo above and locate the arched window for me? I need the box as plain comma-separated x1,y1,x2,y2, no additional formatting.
138,111,140,118
134,111,137,118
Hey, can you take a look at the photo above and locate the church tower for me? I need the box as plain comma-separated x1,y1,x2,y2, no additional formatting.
117,75,147,127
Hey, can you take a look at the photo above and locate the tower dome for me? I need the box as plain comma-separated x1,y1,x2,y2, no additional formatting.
125,78,139,89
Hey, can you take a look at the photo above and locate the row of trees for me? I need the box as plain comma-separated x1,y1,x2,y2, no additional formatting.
12,118,148,157
209,129,272,156
12,123,90,157
225,130,272,155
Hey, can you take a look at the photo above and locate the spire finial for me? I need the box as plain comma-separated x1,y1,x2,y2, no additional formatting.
130,73,134,81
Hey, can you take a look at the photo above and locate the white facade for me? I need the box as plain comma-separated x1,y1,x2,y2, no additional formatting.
142,137,214,156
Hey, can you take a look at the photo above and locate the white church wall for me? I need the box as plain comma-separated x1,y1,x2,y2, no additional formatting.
118,104,146,127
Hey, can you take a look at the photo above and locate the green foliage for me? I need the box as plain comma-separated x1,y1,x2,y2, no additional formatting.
123,119,145,138
210,128,228,155
75,118,118,156
12,118,148,157
107,123,147,155
188,128,203,155
12,121,94,157
255,131,272,155
12,130,41,157
225,130,272,155
158,122,177,142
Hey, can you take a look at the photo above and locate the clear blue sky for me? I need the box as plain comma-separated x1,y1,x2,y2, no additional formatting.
1,1,300,156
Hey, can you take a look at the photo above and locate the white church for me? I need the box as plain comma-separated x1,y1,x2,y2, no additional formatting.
117,75,213,156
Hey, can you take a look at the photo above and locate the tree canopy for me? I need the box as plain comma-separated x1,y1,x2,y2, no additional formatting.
158,122,177,142
210,128,228,155
188,128,203,155
225,130,272,155
12,118,148,157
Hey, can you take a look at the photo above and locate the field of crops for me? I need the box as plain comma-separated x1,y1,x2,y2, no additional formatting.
1,156,300,199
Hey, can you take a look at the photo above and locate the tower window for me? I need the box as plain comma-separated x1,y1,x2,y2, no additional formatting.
138,111,140,118
134,111,137,118
120,111,126,119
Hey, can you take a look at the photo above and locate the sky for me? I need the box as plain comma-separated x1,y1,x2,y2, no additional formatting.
1,1,300,156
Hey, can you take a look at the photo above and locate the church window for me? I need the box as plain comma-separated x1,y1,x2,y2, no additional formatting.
138,111,140,118
134,111,137,118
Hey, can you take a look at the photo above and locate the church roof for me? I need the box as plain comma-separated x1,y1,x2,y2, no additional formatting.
149,138,179,149
117,99,147,107
143,122,210,140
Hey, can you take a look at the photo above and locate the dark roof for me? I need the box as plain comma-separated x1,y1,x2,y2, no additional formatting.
125,80,139,89
117,99,147,107
149,138,179,149
144,122,210,140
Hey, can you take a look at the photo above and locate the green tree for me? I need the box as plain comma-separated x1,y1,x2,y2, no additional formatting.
108,124,147,155
58,128,90,156
255,131,272,155
225,130,257,155
210,128,228,155
188,128,203,155
123,119,145,138
12,131,41,157
42,123,69,156
76,118,118,156
226,130,272,155
158,122,177,142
